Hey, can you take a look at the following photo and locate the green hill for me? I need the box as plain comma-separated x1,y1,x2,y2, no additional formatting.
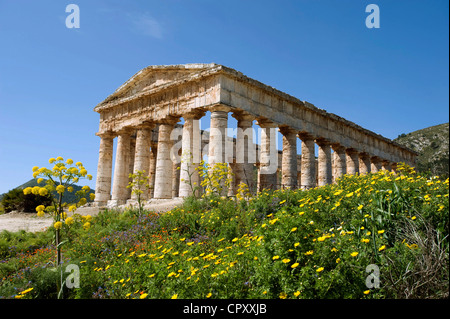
0,179,95,205
394,122,449,177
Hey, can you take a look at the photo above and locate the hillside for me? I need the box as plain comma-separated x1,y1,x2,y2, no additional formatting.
0,179,95,205
394,122,449,177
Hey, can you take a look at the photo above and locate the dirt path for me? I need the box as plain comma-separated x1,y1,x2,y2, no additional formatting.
0,198,184,233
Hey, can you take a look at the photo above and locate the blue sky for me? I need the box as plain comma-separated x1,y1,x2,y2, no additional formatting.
0,0,448,194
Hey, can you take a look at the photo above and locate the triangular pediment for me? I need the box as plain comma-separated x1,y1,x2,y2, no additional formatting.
94,63,220,111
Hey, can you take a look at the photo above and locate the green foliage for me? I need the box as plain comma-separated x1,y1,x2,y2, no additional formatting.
127,170,150,217
0,179,95,206
0,163,448,299
1,188,53,213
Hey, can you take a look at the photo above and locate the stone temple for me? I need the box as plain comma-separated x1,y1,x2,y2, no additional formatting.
93,63,417,207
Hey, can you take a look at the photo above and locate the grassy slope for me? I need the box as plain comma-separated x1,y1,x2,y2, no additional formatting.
394,122,449,176
0,165,448,299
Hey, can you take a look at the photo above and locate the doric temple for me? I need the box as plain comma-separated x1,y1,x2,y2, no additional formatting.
93,63,417,207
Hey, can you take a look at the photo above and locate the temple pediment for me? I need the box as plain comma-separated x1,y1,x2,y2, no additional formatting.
94,63,221,111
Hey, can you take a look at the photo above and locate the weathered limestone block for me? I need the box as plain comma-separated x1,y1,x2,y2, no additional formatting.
148,144,157,198
299,133,316,189
370,156,382,173
208,106,230,165
257,119,278,191
346,148,359,175
154,118,178,199
111,129,133,205
382,160,391,172
179,111,204,197
232,112,256,192
131,124,153,200
331,143,346,183
358,152,371,175
94,132,114,206
316,139,332,186
280,126,298,189
127,136,136,199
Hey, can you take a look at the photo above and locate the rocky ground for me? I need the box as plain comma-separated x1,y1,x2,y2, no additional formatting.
0,198,184,233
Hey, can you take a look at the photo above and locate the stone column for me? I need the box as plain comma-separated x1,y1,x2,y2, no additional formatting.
131,124,153,200
370,156,382,173
111,128,132,205
279,126,298,189
257,120,278,191
227,163,236,197
172,162,181,197
208,106,230,196
316,139,332,186
127,136,136,199
391,162,398,174
358,152,371,175
179,111,204,198
331,143,346,183
298,133,316,189
94,132,114,206
208,106,230,165
346,148,359,175
154,117,178,199
381,160,391,172
297,155,302,187
232,112,256,193
148,144,157,198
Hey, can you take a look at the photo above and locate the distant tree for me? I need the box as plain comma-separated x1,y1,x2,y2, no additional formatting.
1,188,52,213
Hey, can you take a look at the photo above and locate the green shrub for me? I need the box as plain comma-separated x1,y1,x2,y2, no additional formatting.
1,188,52,213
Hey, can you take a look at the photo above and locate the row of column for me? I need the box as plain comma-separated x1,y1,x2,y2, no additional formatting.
94,106,398,206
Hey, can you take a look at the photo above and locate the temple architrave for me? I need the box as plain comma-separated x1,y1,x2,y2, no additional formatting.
93,63,417,207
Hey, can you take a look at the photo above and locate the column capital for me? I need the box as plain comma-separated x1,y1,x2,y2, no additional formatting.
358,152,370,158
136,122,156,130
345,148,359,155
256,118,277,128
208,104,231,113
116,127,135,136
183,110,206,120
232,111,254,123
157,116,179,125
278,125,297,136
297,132,314,140
96,131,115,139
370,156,382,162
315,137,331,146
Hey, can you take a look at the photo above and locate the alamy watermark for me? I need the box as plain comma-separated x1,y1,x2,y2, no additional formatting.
365,4,380,29
65,264,80,289
65,4,80,29
365,264,380,289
